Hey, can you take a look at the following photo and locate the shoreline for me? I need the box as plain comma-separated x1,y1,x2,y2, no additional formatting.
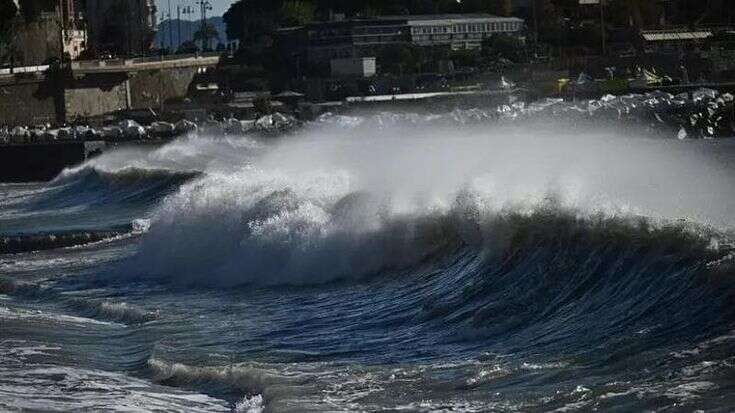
1,87,733,183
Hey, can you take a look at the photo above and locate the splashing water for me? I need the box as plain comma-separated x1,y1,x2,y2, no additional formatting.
2,109,735,412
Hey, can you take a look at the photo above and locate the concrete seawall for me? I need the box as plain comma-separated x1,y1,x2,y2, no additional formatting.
0,78,59,126
65,74,130,121
1,55,216,125
129,67,198,109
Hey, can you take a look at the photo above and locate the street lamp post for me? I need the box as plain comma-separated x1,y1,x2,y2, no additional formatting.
179,3,195,48
177,3,182,52
168,0,174,51
197,1,213,51
600,0,606,56
159,12,166,51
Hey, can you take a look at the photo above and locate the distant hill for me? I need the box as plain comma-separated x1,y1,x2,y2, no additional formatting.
154,16,227,49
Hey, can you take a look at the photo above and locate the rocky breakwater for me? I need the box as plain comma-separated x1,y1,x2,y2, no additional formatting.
0,113,300,182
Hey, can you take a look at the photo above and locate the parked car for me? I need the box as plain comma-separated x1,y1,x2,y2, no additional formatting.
119,120,147,139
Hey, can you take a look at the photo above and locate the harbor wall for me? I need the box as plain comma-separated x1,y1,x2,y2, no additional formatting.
0,67,199,125
128,67,198,109
64,74,130,121
0,79,58,126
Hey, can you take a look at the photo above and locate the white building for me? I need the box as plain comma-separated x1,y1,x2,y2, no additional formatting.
62,28,88,60
403,14,524,50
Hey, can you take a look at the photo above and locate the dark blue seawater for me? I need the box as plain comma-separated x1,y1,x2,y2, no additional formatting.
2,112,735,412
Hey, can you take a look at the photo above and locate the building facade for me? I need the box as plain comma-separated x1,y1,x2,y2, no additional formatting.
9,0,87,65
62,27,87,60
405,14,524,50
306,18,408,64
330,57,377,77
302,14,524,64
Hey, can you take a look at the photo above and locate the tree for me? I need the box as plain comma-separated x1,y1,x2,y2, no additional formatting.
536,0,566,47
482,34,526,63
18,0,55,23
178,40,198,54
449,49,479,68
378,44,424,75
282,0,316,26
224,0,284,43
194,23,220,50
0,0,17,45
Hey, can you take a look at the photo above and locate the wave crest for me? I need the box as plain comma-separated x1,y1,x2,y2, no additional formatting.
127,168,732,288
101,117,735,287
1,229,129,254
69,299,159,324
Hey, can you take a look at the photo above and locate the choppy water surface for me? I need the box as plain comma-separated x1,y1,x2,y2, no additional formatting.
2,110,735,412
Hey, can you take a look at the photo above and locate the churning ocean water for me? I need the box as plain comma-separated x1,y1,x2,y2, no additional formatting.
2,111,735,412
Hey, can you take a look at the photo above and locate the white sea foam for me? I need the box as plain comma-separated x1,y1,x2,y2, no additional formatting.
0,365,230,412
0,305,120,327
234,394,264,413
121,121,735,287
58,135,264,179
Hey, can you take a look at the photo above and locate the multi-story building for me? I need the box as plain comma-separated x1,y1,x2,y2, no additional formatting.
10,0,87,65
306,18,409,64
62,27,87,60
300,13,524,64
405,14,524,50
84,0,157,56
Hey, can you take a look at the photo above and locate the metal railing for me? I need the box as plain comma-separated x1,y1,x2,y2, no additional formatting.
0,65,51,76
69,53,221,72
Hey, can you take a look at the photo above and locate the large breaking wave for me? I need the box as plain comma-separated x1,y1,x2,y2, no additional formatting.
116,120,735,288
3,106,735,411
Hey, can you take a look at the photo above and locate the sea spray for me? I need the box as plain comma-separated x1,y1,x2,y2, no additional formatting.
124,120,735,286
3,107,735,412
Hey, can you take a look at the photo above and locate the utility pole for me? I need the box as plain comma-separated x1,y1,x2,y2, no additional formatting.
532,0,539,54
600,0,606,56
182,4,194,46
160,12,166,51
198,1,212,51
177,3,182,53
168,0,174,51
126,6,132,55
